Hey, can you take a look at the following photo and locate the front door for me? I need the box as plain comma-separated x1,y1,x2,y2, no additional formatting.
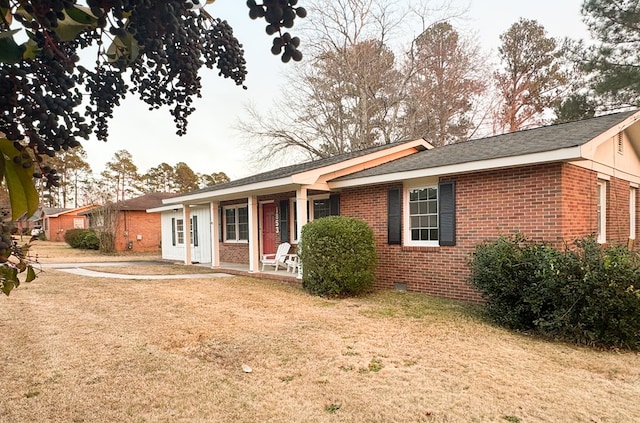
262,203,277,255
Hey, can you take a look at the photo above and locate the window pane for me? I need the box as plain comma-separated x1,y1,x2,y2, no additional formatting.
430,229,439,241
410,190,418,201
238,223,249,240
428,215,438,228
428,187,437,200
409,202,419,215
427,200,437,214
411,229,420,240
411,216,420,227
419,202,428,215
418,189,427,201
313,199,331,219
420,229,428,240
238,207,248,223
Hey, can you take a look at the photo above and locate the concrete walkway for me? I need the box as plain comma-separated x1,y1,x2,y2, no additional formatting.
39,261,233,280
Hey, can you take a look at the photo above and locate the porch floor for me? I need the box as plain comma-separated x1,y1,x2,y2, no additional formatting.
190,261,301,284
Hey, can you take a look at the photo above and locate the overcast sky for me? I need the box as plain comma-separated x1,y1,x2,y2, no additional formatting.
81,0,591,181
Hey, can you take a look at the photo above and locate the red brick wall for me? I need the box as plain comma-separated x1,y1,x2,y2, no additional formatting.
46,215,87,242
114,211,162,252
341,163,592,302
607,176,632,244
560,165,596,241
220,243,249,264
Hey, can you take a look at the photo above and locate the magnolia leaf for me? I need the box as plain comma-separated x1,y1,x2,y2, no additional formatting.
54,5,98,42
106,32,139,65
25,265,36,283
0,29,19,39
65,5,97,24
22,37,40,60
1,7,12,26
0,30,23,64
0,265,19,295
0,138,39,219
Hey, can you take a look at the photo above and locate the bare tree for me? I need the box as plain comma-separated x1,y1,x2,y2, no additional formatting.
403,21,488,146
239,0,468,163
494,18,569,133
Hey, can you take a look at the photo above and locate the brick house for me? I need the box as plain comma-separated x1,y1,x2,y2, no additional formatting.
39,205,92,241
148,111,640,301
85,192,176,252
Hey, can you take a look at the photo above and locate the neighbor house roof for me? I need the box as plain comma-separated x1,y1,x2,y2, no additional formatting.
84,193,178,214
42,205,95,218
331,110,640,186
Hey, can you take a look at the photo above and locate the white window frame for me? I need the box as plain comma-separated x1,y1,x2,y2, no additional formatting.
404,180,440,247
630,187,637,240
597,180,607,244
175,218,185,245
223,205,249,243
73,218,84,229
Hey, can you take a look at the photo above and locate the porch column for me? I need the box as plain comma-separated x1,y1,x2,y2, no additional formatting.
295,187,308,279
210,201,220,268
248,195,260,273
183,204,192,265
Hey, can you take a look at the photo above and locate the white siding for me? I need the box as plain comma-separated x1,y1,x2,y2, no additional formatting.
160,206,212,263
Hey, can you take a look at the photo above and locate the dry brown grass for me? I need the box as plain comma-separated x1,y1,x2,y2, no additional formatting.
1,242,639,422
27,240,162,263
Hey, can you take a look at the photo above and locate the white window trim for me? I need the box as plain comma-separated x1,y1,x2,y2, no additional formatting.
597,180,607,244
176,218,185,245
630,187,636,240
403,180,440,247
223,205,249,243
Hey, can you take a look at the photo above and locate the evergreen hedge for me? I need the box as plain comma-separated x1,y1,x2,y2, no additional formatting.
64,229,100,250
469,234,640,350
299,216,377,297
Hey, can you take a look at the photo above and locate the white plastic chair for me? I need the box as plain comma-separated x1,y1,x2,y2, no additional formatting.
260,242,291,271
285,255,298,273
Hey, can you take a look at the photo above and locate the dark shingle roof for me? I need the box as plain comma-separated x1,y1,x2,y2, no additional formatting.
181,139,424,195
335,111,638,181
115,192,178,210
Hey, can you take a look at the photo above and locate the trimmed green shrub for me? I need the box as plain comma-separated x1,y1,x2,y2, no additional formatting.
64,229,100,250
299,216,377,297
470,234,640,350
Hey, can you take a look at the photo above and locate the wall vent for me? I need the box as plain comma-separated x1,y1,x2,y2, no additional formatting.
617,132,624,154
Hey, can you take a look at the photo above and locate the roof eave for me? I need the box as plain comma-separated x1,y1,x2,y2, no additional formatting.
329,146,583,188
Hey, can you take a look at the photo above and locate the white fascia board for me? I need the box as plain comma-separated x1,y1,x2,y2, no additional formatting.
329,147,582,188
146,204,184,213
581,111,640,158
160,176,295,205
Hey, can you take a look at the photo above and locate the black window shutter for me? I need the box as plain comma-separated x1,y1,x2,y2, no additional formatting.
388,188,401,245
439,181,456,246
192,215,198,246
330,193,340,216
171,218,176,246
279,200,289,243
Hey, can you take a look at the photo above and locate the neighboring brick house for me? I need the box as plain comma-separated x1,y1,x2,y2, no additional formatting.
85,193,176,252
39,205,92,241
148,111,640,301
